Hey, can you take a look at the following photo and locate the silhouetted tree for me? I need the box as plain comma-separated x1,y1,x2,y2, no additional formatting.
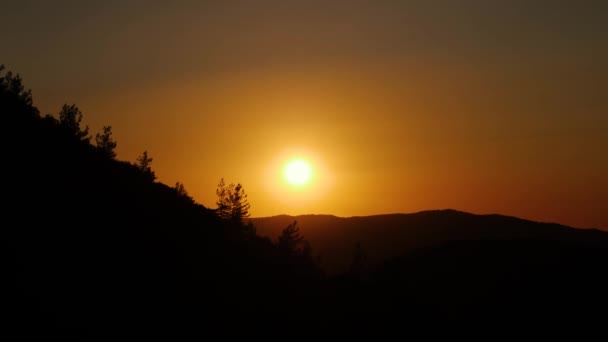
229,183,250,224
95,125,117,159
349,242,367,280
136,150,156,181
59,104,90,141
278,221,306,257
0,64,30,104
215,178,230,219
174,182,189,197
301,240,313,259
172,181,195,205
0,64,38,117
215,178,250,226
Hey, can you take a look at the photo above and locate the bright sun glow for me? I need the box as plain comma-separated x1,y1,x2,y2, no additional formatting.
284,159,313,186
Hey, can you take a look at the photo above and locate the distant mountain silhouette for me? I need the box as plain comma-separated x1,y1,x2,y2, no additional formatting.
5,64,608,338
251,211,607,273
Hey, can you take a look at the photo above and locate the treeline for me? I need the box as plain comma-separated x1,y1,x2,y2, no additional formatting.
3,64,328,339
2,63,322,260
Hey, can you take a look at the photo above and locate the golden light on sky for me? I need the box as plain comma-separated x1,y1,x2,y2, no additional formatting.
2,1,607,229
261,147,334,215
284,159,313,187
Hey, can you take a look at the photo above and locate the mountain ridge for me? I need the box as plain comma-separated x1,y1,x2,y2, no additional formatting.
251,209,608,273
5,64,608,336
253,209,601,230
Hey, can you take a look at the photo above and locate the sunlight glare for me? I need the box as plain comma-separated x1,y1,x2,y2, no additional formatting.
284,159,313,186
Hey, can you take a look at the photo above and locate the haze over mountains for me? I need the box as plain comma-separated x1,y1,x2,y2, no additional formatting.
5,64,608,338
252,211,607,273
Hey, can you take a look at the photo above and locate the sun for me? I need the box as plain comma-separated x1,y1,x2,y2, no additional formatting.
284,159,313,186
264,150,332,201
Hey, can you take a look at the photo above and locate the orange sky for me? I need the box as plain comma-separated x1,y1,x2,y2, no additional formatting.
2,1,607,228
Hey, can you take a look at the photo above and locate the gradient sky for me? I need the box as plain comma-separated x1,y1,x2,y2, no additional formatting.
2,1,607,229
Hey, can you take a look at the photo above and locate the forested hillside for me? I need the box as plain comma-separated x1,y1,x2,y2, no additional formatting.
4,65,608,338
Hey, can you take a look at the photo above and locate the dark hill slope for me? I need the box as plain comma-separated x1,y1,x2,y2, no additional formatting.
3,68,323,339
5,66,608,337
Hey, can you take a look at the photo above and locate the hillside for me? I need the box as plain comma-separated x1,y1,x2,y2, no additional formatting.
5,65,608,337
251,211,607,273
3,65,323,339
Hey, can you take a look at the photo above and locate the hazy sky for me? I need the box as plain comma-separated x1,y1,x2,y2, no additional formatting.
2,1,607,228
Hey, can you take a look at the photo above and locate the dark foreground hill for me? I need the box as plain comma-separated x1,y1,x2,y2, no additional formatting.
3,66,323,339
251,211,607,273
4,65,608,338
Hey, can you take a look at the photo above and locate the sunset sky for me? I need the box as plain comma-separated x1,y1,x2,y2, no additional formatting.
2,1,607,229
